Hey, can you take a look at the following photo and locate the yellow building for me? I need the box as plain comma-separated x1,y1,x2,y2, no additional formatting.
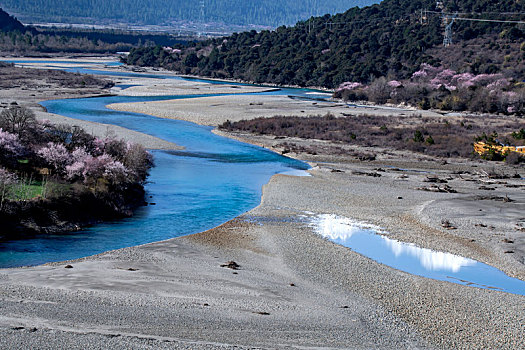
474,142,525,156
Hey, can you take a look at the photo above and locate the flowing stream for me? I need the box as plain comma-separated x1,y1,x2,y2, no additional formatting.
1,60,524,297
0,61,311,267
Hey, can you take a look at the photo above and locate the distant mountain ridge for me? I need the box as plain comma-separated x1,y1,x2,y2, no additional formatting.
0,8,26,32
0,0,378,28
126,0,525,88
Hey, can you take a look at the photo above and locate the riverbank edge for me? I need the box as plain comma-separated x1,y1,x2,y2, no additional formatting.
0,71,183,238
0,184,147,240
1,59,523,349
103,89,525,282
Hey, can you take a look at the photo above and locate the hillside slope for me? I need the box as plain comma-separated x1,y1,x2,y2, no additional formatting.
1,0,377,28
0,8,26,32
125,0,525,88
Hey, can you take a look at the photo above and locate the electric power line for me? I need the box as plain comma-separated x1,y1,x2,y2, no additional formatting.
421,9,525,46
454,17,525,25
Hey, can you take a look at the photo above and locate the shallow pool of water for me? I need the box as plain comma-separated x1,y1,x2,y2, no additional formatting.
311,214,525,296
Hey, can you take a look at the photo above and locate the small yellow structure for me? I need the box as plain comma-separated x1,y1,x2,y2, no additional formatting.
474,142,525,156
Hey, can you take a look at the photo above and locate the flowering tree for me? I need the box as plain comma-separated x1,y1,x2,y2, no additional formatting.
37,142,71,174
0,128,24,160
65,147,92,180
336,81,363,93
103,160,129,185
387,80,402,88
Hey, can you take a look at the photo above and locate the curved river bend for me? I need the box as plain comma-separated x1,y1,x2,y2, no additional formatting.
1,61,523,297
0,85,310,268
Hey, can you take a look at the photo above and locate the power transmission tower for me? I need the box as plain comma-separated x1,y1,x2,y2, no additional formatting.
200,0,205,22
420,9,428,24
199,0,205,37
307,19,315,34
442,12,457,46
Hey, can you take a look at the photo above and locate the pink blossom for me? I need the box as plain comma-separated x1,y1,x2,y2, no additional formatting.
103,160,129,184
411,70,428,80
387,80,402,88
451,73,475,87
0,128,24,157
93,137,107,150
429,77,445,89
427,69,457,90
503,91,519,101
470,74,502,86
321,48,331,54
37,142,71,172
420,63,440,74
435,69,456,80
125,141,134,151
507,106,516,113
82,154,112,182
80,154,132,185
65,161,85,180
71,147,91,163
487,78,510,90
336,82,363,92
163,47,182,54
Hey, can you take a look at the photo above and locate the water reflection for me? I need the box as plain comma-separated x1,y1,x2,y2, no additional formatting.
311,214,525,296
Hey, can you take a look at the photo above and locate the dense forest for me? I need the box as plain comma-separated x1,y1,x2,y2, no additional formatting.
2,0,377,28
125,0,525,88
0,8,186,54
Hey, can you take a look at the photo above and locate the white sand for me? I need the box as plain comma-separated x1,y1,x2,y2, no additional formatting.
107,94,443,126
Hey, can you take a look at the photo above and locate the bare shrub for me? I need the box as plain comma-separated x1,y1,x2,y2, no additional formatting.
220,113,523,159
505,152,524,165
367,77,391,104
0,106,36,139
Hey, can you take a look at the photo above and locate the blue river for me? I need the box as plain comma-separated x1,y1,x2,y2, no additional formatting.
0,66,312,268
0,60,523,297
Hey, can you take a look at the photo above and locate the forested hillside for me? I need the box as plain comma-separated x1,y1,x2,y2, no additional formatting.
0,7,26,32
126,0,525,88
0,8,185,54
1,0,377,27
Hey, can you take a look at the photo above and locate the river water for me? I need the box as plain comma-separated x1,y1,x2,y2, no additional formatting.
0,64,311,267
1,60,523,297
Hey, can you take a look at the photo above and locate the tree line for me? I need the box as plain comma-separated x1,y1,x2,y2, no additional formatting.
0,8,187,54
125,0,525,88
1,0,377,27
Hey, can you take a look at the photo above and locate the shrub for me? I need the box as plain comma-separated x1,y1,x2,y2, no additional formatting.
368,77,391,104
505,151,525,165
413,130,424,143
481,148,505,161
0,128,24,160
512,128,525,140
